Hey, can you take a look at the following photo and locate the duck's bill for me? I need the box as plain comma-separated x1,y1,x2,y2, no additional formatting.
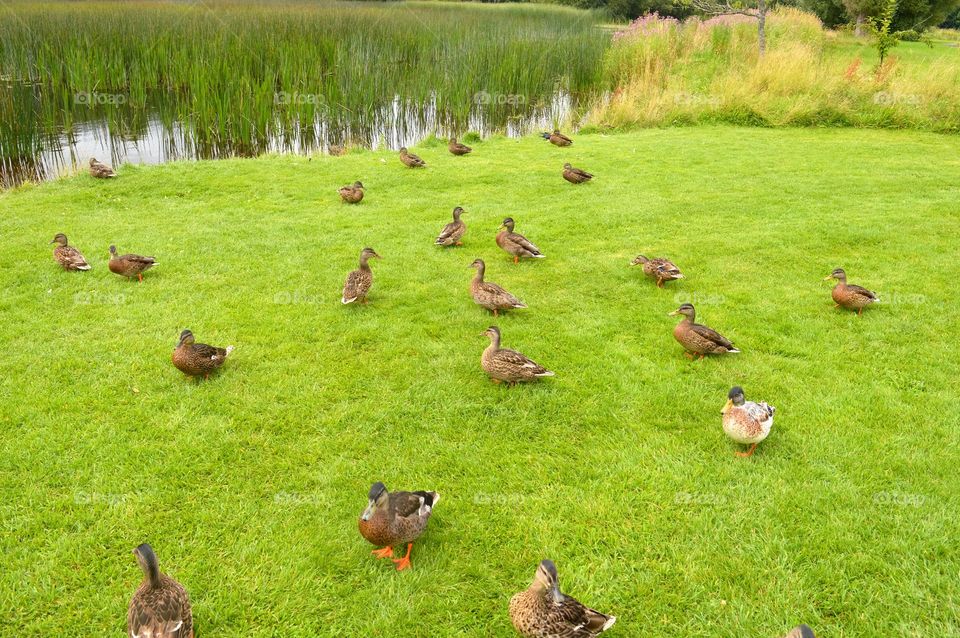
721,399,733,415
360,500,375,521
668,310,679,316
822,275,833,280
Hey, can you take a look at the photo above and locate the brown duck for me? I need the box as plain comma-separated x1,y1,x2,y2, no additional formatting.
399,147,426,168
89,157,116,178
359,481,439,571
824,268,878,315
338,181,364,204
496,218,544,264
509,559,616,638
50,233,91,271
448,137,473,156
109,245,157,282
631,254,683,288
669,303,739,359
470,259,527,316
172,330,234,379
541,130,573,147
563,163,593,184
435,207,467,247
127,543,193,638
341,247,381,305
481,326,553,384
782,626,816,638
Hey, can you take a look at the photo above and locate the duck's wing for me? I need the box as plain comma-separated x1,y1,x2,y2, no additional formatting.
508,232,541,255
435,221,459,244
691,323,734,349
192,342,229,361
476,282,524,307
847,284,878,300
389,490,437,518
550,595,616,637
128,582,190,638
494,348,550,375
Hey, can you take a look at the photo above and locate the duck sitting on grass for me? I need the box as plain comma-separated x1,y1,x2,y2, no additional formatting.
89,157,116,178
448,137,472,155
399,147,426,168
338,181,364,204
50,233,91,271
510,559,615,637
172,330,234,380
562,162,592,184
541,130,573,147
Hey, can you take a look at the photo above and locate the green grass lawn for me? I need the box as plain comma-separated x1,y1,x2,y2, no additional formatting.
1,127,959,637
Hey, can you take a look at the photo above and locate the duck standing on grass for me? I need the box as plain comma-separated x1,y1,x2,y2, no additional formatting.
50,233,91,271
172,329,234,380
631,254,683,288
359,481,439,571
669,303,739,359
721,386,775,457
541,129,573,146
448,137,472,155
108,245,157,282
89,157,116,178
562,162,592,184
824,268,878,315
435,207,467,247
338,181,364,204
399,146,426,168
509,559,616,637
496,217,544,264
127,543,193,638
341,247,381,305
469,259,527,316
481,326,553,385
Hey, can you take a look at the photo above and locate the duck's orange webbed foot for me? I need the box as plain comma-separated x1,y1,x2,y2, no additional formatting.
371,546,394,559
735,443,758,457
391,543,413,571
138,273,143,283
684,352,694,360
657,279,663,288
513,256,519,265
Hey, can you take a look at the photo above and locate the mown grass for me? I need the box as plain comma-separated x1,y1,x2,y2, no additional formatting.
1,127,959,636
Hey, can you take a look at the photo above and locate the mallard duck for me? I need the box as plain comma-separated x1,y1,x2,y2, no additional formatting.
541,129,573,147
470,259,526,316
50,233,91,271
109,245,157,282
824,268,878,315
781,626,816,638
510,559,615,638
721,386,775,457
669,303,739,359
338,181,364,204
448,137,473,156
631,254,683,288
562,163,592,184
496,218,544,264
172,329,234,379
328,144,346,156
399,147,426,168
359,481,439,571
89,157,116,178
127,543,193,638
342,247,381,305
481,326,553,384
435,207,467,247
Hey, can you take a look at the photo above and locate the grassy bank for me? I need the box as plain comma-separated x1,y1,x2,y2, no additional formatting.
1,128,959,636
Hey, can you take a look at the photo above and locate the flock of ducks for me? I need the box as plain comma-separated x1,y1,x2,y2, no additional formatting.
56,133,872,637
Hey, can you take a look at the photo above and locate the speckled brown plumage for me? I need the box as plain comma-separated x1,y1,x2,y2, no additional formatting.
399,147,426,168
669,303,739,358
481,326,553,384
470,259,526,316
89,157,116,178
342,247,380,304
722,386,774,457
358,482,439,571
109,245,157,281
562,162,592,184
50,233,91,271
509,560,615,638
435,207,467,247
448,137,472,156
542,130,573,147
171,330,233,379
781,625,816,638
631,254,683,288
338,181,364,203
127,544,193,638
496,218,544,264
825,268,878,315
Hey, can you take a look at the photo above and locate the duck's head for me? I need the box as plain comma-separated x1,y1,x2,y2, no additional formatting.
177,329,195,347
499,217,515,232
533,559,562,601
353,181,364,189
723,386,745,414
109,244,118,257
563,162,573,170
133,543,160,582
469,258,485,270
824,267,846,282
669,303,696,320
50,233,68,246
631,254,649,266
541,132,551,140
453,206,465,219
361,482,388,521
553,129,562,135
360,247,382,261
88,157,98,167
450,137,458,144
399,147,408,153
482,326,501,343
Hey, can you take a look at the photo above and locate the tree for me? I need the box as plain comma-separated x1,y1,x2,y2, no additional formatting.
690,0,772,55
869,0,903,66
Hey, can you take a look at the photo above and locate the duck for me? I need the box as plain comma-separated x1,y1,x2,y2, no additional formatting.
342,247,381,305
481,326,553,384
127,543,193,638
89,157,116,178
562,163,593,184
328,144,346,156
435,207,467,247
448,137,473,156
359,481,439,571
824,268,878,315
469,259,526,316
399,147,426,168
50,233,91,271
509,559,615,638
541,130,573,147
722,386,775,457
782,626,816,638
108,245,157,282
496,218,544,264
171,329,234,379
669,303,739,359
338,181,364,204
631,255,683,288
